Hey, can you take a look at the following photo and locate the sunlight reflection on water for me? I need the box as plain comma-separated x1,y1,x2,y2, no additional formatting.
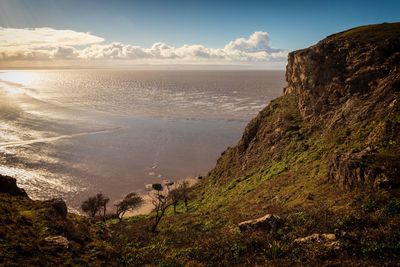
0,70,285,211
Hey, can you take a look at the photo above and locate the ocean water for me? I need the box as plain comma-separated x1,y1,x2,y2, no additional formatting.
0,70,285,212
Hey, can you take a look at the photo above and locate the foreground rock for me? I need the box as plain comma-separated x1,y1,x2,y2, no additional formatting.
238,214,283,233
0,174,28,197
44,235,69,249
294,233,341,250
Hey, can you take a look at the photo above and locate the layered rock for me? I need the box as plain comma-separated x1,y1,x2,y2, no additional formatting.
285,23,400,125
328,148,400,190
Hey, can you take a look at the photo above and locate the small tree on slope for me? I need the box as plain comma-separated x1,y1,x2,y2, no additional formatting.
115,192,143,222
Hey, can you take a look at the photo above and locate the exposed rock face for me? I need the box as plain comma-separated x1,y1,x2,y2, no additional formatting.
208,23,400,192
286,25,400,189
285,23,400,124
238,214,283,233
0,174,28,197
328,149,400,190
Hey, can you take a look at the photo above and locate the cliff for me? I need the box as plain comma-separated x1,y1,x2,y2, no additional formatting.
207,22,400,195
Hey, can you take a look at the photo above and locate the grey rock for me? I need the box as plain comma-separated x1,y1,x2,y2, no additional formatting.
44,235,69,248
294,233,341,250
328,149,399,190
238,214,283,233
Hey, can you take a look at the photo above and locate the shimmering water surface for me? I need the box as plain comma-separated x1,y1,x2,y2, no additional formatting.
0,70,285,212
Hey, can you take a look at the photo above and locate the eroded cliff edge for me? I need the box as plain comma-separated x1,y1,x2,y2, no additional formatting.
206,23,400,206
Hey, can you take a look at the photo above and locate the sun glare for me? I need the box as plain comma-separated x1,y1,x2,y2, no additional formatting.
0,71,40,87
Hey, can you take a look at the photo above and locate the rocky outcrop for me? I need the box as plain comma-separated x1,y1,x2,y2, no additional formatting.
238,214,283,233
0,174,28,197
328,149,400,190
285,23,400,124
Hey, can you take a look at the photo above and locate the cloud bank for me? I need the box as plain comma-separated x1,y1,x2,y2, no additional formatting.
0,27,287,66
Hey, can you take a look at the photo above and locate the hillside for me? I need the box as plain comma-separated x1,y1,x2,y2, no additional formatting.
204,22,400,213
1,22,400,266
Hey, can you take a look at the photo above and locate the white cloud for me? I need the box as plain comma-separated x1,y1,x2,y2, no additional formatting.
0,27,103,61
224,31,279,53
79,42,150,60
0,27,287,65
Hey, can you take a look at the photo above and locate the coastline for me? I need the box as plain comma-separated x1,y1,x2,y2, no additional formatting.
0,70,282,212
124,176,199,217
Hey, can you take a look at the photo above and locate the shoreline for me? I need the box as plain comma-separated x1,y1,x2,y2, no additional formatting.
124,176,199,217
0,70,279,212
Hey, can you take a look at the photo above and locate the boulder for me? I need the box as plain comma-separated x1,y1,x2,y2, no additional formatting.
294,233,341,250
44,235,69,248
238,214,283,233
44,198,68,218
0,174,28,197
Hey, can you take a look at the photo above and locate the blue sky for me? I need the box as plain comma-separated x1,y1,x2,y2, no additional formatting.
0,0,399,68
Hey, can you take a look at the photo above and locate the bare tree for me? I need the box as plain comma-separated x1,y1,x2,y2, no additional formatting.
169,180,191,213
96,193,110,221
147,180,192,232
148,184,173,232
115,192,143,222
169,187,181,214
81,196,98,217
81,193,109,220
178,180,190,211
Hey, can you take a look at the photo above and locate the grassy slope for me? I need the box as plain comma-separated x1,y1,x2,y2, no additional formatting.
107,23,400,266
108,90,399,266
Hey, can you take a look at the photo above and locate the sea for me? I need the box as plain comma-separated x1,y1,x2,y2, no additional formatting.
0,70,285,212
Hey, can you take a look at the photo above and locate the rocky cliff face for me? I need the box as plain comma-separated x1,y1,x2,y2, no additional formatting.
285,23,400,125
208,23,400,194
285,23,400,190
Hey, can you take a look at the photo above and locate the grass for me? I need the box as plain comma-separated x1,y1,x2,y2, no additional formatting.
328,22,400,44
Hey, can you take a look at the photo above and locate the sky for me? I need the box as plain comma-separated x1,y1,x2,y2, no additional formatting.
0,0,399,69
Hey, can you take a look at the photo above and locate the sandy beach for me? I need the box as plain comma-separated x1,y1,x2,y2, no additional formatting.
124,176,199,217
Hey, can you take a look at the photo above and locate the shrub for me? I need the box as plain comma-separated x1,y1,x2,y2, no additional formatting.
115,192,143,222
